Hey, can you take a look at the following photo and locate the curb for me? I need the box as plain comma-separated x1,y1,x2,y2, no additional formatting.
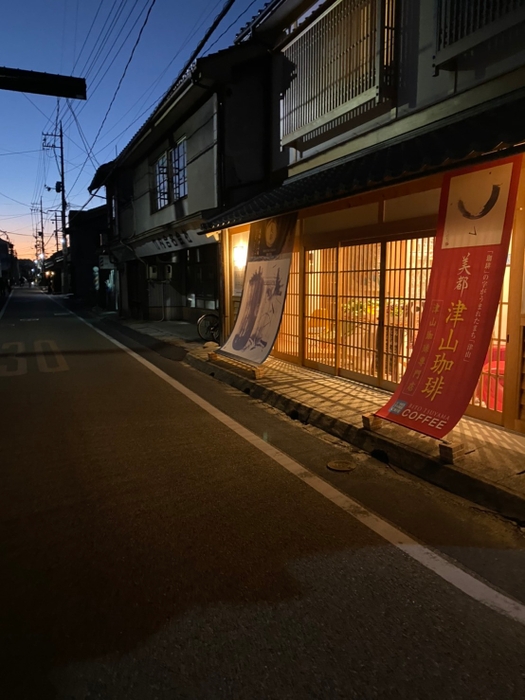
185,350,525,524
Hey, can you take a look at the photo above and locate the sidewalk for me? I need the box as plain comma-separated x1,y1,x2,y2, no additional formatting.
98,314,525,523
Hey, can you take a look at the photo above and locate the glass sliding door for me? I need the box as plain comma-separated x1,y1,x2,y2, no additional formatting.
305,248,337,370
274,232,509,425
274,250,301,361
339,242,381,379
383,237,434,386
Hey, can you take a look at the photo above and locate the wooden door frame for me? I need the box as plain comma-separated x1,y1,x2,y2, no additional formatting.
504,161,525,431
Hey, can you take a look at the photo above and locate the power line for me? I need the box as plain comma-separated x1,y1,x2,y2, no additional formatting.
0,191,32,208
162,0,238,104
89,0,224,153
81,0,147,98
90,0,158,147
68,0,159,196
0,149,41,157
71,0,106,73
62,0,150,134
77,0,125,77
66,100,99,168
205,0,259,53
97,0,241,160
42,0,129,133
22,93,51,120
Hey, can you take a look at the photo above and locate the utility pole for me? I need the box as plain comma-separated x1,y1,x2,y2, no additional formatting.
54,212,59,253
59,122,68,294
39,197,45,284
43,121,68,293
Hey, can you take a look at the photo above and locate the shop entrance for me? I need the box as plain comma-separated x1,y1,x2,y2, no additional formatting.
274,234,511,425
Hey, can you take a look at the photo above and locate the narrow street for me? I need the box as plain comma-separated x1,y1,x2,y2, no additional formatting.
2,288,525,700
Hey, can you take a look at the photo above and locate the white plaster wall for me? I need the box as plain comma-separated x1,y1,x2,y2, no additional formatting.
130,95,218,238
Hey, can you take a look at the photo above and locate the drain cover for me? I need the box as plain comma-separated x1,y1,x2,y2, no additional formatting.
327,459,355,472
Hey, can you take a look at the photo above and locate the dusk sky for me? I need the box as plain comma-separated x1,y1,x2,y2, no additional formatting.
0,0,266,260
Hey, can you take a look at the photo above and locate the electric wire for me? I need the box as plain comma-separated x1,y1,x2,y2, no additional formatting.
92,0,240,162
30,0,260,234
60,0,152,167
66,101,100,168
77,0,124,77
94,0,224,148
63,0,150,134
54,0,235,196
67,0,159,197
71,0,106,73
0,150,41,157
205,0,259,53
0,192,33,208
161,0,238,105
81,0,147,98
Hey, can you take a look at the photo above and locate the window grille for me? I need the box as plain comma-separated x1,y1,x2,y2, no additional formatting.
304,248,337,367
435,0,525,68
281,0,396,147
155,153,169,209
383,237,433,384
172,138,187,200
339,242,381,377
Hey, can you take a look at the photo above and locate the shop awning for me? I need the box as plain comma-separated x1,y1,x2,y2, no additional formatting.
201,90,525,232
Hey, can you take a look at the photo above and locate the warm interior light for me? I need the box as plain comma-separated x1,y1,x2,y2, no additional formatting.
233,244,247,270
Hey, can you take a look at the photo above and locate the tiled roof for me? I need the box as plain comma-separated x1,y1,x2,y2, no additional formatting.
88,160,115,193
202,91,525,231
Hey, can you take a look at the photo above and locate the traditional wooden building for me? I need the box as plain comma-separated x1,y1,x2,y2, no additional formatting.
203,0,525,432
89,42,276,323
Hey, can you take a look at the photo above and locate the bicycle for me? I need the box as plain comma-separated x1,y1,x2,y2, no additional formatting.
197,312,220,343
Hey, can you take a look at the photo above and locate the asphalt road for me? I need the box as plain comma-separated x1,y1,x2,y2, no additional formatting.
1,288,525,700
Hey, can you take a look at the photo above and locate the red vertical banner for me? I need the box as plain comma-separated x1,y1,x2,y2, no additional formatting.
376,156,522,439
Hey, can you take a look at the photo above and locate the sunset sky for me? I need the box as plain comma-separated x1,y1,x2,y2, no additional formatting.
0,0,265,260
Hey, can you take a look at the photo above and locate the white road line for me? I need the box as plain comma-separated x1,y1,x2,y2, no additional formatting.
72,309,525,627
0,290,12,321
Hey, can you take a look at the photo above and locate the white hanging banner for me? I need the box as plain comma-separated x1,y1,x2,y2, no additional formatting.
219,213,297,365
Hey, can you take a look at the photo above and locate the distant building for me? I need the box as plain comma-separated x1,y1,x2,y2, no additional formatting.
89,43,276,323
68,206,116,309
0,237,17,287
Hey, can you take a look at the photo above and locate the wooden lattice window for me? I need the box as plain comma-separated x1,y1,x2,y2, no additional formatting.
281,0,397,148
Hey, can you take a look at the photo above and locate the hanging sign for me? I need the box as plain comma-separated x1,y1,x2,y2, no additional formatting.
219,213,297,365
376,156,522,439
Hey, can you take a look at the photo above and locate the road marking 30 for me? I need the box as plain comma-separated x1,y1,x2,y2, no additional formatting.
71,309,525,627
0,342,27,376
0,340,68,375
35,340,69,373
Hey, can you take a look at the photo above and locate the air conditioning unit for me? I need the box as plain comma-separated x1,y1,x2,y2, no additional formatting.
165,264,173,280
147,265,158,280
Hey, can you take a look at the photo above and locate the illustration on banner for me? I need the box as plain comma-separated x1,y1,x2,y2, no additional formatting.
219,213,297,365
443,162,513,249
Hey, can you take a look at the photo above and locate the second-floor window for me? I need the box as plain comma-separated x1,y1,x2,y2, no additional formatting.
153,137,187,211
172,138,187,200
155,153,169,209
281,0,397,149
435,0,525,67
